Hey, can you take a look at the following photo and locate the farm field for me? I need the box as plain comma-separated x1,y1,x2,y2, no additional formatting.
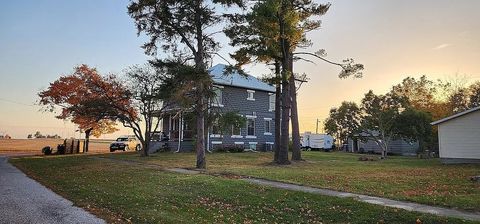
0,139,112,156
10,154,478,224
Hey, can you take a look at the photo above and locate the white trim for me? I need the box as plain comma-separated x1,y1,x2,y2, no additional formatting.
266,142,274,144
431,106,480,125
246,135,257,139
210,134,222,138
263,118,272,121
247,98,255,101
247,90,256,93
231,135,243,138
245,115,257,118
211,141,222,144
264,132,272,136
213,85,224,89
248,142,258,144
234,142,244,145
211,103,224,107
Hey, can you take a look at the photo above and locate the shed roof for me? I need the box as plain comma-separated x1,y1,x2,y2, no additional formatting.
431,106,480,125
209,64,275,93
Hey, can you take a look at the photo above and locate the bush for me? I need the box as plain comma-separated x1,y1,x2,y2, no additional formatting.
42,146,52,155
214,145,244,153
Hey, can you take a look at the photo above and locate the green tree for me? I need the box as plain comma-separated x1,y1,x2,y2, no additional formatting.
359,90,408,159
396,108,433,153
324,101,361,146
128,0,243,168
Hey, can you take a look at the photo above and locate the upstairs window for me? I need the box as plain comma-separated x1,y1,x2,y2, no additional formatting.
247,90,255,101
212,87,223,106
269,94,275,111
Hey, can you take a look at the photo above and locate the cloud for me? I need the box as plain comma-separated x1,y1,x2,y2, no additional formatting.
433,43,450,50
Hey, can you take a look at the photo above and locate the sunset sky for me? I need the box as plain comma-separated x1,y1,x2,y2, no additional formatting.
1,0,479,139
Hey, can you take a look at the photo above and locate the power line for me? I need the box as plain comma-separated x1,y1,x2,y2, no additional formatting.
0,97,35,107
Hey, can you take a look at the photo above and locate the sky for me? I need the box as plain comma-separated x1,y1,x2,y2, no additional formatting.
1,0,479,139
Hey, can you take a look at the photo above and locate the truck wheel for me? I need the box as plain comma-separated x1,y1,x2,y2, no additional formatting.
110,148,115,152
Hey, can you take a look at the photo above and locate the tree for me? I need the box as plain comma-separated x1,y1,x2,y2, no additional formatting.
128,0,243,168
468,82,480,108
324,101,361,146
225,0,286,163
38,65,121,152
359,90,408,159
112,65,169,156
396,108,432,153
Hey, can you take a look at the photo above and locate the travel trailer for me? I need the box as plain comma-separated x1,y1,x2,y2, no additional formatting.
301,132,334,151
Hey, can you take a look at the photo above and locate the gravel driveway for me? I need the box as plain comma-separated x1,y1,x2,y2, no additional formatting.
0,156,105,224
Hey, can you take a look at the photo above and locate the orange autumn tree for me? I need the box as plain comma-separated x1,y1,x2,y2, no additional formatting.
39,65,134,152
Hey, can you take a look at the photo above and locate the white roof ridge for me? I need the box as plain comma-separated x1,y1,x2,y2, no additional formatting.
431,106,480,125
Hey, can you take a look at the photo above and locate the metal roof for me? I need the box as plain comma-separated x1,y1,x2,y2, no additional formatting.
431,106,480,125
209,64,275,93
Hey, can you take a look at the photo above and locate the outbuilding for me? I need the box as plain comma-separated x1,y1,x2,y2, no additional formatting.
431,106,480,164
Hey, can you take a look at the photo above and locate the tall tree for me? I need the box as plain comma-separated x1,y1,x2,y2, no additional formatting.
324,101,361,146
396,108,432,153
38,65,122,152
359,90,408,159
128,0,243,168
114,65,169,156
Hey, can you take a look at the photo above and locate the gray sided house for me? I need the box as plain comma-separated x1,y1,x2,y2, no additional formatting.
347,133,419,156
150,64,276,152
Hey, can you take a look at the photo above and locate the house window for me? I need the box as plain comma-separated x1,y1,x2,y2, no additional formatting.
232,125,241,136
212,87,223,107
248,142,257,150
269,94,275,111
247,118,255,136
247,90,255,101
211,118,221,136
264,120,271,133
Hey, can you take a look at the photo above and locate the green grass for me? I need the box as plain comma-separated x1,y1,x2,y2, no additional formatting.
103,151,480,212
11,155,477,224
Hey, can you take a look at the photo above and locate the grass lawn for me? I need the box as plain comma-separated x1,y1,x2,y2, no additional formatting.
10,155,477,224
102,151,480,212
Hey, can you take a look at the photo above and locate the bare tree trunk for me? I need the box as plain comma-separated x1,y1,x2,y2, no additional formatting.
194,0,206,169
84,128,93,153
277,3,291,165
274,61,281,162
196,108,206,168
289,58,302,161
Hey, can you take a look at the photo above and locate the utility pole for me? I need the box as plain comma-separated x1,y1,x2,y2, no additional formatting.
315,119,320,134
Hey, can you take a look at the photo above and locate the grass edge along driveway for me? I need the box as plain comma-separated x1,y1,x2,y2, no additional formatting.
10,155,479,224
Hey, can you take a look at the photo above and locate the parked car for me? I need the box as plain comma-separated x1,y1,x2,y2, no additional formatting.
110,136,141,152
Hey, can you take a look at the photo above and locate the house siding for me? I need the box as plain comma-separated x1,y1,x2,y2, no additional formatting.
209,85,275,151
437,110,480,161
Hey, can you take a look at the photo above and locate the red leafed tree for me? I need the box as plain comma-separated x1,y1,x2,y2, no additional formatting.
38,65,134,153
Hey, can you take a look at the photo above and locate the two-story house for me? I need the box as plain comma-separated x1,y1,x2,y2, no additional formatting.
152,64,276,152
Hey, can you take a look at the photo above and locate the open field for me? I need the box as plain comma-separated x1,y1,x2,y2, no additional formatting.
103,151,480,212
10,155,477,224
0,139,112,155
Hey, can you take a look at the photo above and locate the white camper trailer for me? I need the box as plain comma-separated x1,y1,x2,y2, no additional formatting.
301,132,334,151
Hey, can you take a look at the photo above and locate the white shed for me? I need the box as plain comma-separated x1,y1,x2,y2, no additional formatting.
431,106,480,164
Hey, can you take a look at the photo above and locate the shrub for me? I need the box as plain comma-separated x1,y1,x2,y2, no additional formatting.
214,145,244,153
42,146,52,155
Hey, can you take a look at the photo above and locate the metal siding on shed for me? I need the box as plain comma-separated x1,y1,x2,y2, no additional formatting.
438,110,480,159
